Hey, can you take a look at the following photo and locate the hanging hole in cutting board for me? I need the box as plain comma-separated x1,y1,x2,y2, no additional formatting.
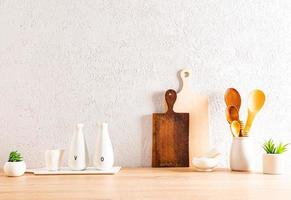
184,71,190,78
180,69,192,81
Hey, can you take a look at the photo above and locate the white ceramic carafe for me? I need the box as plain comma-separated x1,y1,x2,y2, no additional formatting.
93,122,114,170
68,123,89,171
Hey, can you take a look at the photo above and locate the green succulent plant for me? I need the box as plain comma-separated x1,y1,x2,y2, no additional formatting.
262,139,289,154
8,151,23,162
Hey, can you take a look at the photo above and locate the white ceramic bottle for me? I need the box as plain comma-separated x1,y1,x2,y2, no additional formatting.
68,123,89,171
93,122,114,170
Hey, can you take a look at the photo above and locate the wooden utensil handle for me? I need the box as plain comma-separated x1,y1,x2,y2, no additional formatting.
165,89,177,113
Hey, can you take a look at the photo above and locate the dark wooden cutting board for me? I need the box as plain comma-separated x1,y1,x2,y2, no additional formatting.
152,89,189,167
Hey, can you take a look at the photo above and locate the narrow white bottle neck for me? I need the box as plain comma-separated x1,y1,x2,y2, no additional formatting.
99,123,108,133
76,124,84,134
101,125,108,132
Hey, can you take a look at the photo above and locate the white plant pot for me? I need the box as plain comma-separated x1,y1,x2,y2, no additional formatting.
263,154,285,174
4,161,26,177
230,137,254,171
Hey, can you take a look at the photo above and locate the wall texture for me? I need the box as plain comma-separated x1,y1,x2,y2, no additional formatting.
1,0,291,168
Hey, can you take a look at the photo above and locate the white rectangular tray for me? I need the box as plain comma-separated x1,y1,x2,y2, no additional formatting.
26,166,121,175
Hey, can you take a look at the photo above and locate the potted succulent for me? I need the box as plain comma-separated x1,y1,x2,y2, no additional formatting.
3,151,26,177
262,139,289,174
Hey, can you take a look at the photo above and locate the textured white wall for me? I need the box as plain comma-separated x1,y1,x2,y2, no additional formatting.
1,0,291,168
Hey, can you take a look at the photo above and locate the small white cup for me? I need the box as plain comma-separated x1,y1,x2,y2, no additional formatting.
45,149,65,171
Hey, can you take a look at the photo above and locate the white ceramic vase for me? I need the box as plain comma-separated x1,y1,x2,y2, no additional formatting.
4,161,26,177
230,137,254,171
68,123,89,171
263,154,285,174
93,122,114,170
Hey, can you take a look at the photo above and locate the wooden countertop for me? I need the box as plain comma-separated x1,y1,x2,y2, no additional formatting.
1,168,291,200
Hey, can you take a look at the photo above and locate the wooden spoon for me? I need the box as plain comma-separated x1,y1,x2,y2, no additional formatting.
230,120,240,137
226,105,239,124
243,89,265,134
224,88,241,110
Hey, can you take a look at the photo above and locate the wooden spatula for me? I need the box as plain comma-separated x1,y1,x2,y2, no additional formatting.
152,89,189,167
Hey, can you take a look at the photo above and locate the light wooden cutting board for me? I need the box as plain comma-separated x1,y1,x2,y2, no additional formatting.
173,69,209,166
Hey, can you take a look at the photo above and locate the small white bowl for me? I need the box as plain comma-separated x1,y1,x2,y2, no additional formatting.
192,157,218,172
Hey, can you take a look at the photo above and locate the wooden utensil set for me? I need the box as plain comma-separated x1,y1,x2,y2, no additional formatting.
152,84,266,168
224,88,265,137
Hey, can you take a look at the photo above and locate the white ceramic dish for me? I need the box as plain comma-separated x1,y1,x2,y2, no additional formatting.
26,166,121,175
192,157,218,172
